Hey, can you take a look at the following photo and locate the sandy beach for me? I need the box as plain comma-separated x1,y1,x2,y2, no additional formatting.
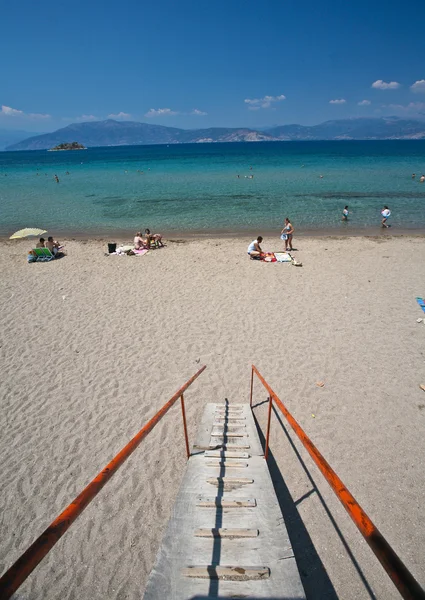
1,234,424,599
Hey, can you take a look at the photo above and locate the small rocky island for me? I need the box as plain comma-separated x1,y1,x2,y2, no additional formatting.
49,141,87,151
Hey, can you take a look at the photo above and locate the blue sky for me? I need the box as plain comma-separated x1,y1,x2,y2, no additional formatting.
1,0,425,132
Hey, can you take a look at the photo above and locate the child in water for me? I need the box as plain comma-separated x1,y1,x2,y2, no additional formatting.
381,206,391,228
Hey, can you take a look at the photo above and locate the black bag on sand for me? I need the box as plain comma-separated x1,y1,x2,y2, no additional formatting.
108,243,117,254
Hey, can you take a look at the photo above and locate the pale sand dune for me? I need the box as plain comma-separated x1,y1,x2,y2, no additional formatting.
0,235,424,599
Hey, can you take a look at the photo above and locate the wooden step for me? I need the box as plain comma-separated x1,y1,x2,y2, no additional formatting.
205,451,250,459
214,422,246,428
206,460,248,468
195,528,259,538
211,432,247,438
182,565,270,581
212,423,246,429
209,443,250,449
197,497,256,508
214,416,246,422
207,477,254,485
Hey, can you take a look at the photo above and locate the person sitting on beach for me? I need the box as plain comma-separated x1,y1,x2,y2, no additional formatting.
342,205,349,221
281,218,294,251
144,228,164,248
45,236,61,256
381,206,391,228
247,236,264,259
36,237,46,248
134,232,147,250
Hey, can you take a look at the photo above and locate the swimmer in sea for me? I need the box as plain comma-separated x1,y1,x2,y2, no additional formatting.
54,174,59,183
420,175,425,183
412,173,416,179
342,205,349,221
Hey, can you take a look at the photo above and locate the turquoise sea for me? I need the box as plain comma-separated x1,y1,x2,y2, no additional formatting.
1,141,425,237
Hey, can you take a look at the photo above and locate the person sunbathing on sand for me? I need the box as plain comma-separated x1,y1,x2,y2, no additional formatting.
134,232,147,250
145,228,164,247
247,236,264,259
45,236,61,256
36,237,46,248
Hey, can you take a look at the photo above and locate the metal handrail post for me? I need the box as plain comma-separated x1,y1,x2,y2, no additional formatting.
0,365,206,600
250,365,425,600
180,393,190,459
264,396,273,460
249,366,254,407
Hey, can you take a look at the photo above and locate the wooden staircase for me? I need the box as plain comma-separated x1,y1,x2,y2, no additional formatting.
143,402,306,599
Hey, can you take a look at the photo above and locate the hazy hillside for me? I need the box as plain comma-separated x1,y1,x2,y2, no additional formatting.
6,120,275,150
267,117,425,140
5,117,425,151
0,129,43,151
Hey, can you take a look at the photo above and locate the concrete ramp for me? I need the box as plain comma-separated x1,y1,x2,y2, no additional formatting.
143,403,306,599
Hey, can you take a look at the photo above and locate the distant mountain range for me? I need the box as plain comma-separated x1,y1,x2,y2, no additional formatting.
5,117,425,151
0,129,43,151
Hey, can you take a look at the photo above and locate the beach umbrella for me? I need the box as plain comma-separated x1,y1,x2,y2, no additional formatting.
9,228,47,240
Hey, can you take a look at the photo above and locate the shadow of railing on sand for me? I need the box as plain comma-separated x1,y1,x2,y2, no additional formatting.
252,409,339,600
253,404,376,600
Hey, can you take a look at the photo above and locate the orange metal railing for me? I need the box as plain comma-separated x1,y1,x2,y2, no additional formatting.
250,364,425,600
0,365,206,600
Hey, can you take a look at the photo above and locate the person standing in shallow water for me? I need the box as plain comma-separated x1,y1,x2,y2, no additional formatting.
342,205,349,221
381,206,391,228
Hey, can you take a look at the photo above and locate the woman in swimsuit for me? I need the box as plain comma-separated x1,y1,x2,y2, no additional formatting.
134,232,147,250
281,218,294,251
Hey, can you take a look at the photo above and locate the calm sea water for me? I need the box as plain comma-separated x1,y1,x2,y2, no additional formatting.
1,141,425,236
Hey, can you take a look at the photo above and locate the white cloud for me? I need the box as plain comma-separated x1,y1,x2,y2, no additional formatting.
329,99,346,104
145,108,178,117
384,102,425,113
372,80,400,90
107,112,131,119
244,94,286,110
0,105,50,119
74,114,99,122
358,100,371,106
410,80,425,93
190,108,207,116
1,105,23,116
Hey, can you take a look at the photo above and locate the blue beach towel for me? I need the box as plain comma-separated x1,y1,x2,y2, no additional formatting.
416,297,425,313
